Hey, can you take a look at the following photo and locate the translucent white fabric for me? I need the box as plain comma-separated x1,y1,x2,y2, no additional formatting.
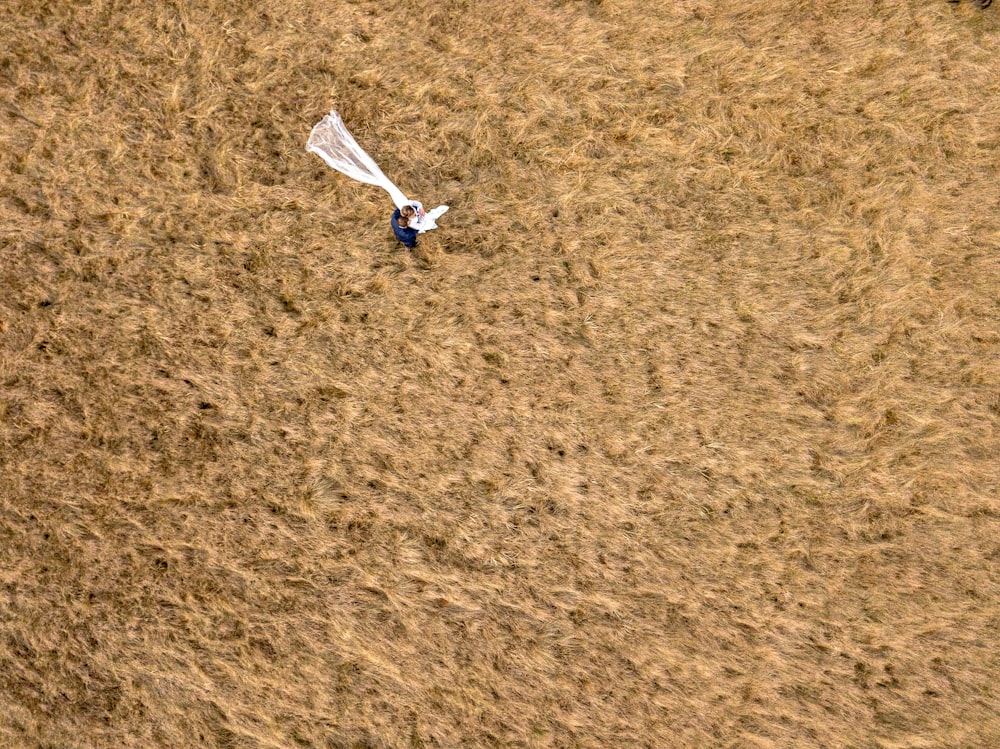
306,110,409,209
408,202,450,233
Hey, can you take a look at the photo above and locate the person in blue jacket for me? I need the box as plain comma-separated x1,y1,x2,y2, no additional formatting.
391,205,420,248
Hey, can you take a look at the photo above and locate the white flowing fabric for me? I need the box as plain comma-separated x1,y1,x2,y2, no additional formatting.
408,201,450,233
306,110,409,209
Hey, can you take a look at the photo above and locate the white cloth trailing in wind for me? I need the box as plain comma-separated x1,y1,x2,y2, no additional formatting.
306,110,410,209
407,201,450,233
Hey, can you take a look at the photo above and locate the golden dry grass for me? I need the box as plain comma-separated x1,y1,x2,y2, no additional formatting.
2,0,999,746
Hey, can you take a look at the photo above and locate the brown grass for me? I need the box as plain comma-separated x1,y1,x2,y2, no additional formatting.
2,0,999,746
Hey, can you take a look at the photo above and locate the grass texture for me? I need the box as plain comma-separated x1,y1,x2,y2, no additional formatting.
1,0,999,746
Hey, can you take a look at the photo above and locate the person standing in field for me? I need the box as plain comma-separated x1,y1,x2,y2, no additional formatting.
391,204,420,248
391,199,449,249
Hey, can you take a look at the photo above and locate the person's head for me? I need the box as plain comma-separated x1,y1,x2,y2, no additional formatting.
401,205,416,220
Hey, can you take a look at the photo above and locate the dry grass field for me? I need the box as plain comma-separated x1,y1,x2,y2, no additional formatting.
2,0,999,746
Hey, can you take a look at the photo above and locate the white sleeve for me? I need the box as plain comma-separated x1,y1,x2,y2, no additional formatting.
409,201,427,230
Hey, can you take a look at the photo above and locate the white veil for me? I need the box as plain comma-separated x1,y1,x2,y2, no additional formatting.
306,110,409,209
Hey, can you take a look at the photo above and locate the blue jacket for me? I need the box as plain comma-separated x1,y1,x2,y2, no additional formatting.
391,208,418,247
